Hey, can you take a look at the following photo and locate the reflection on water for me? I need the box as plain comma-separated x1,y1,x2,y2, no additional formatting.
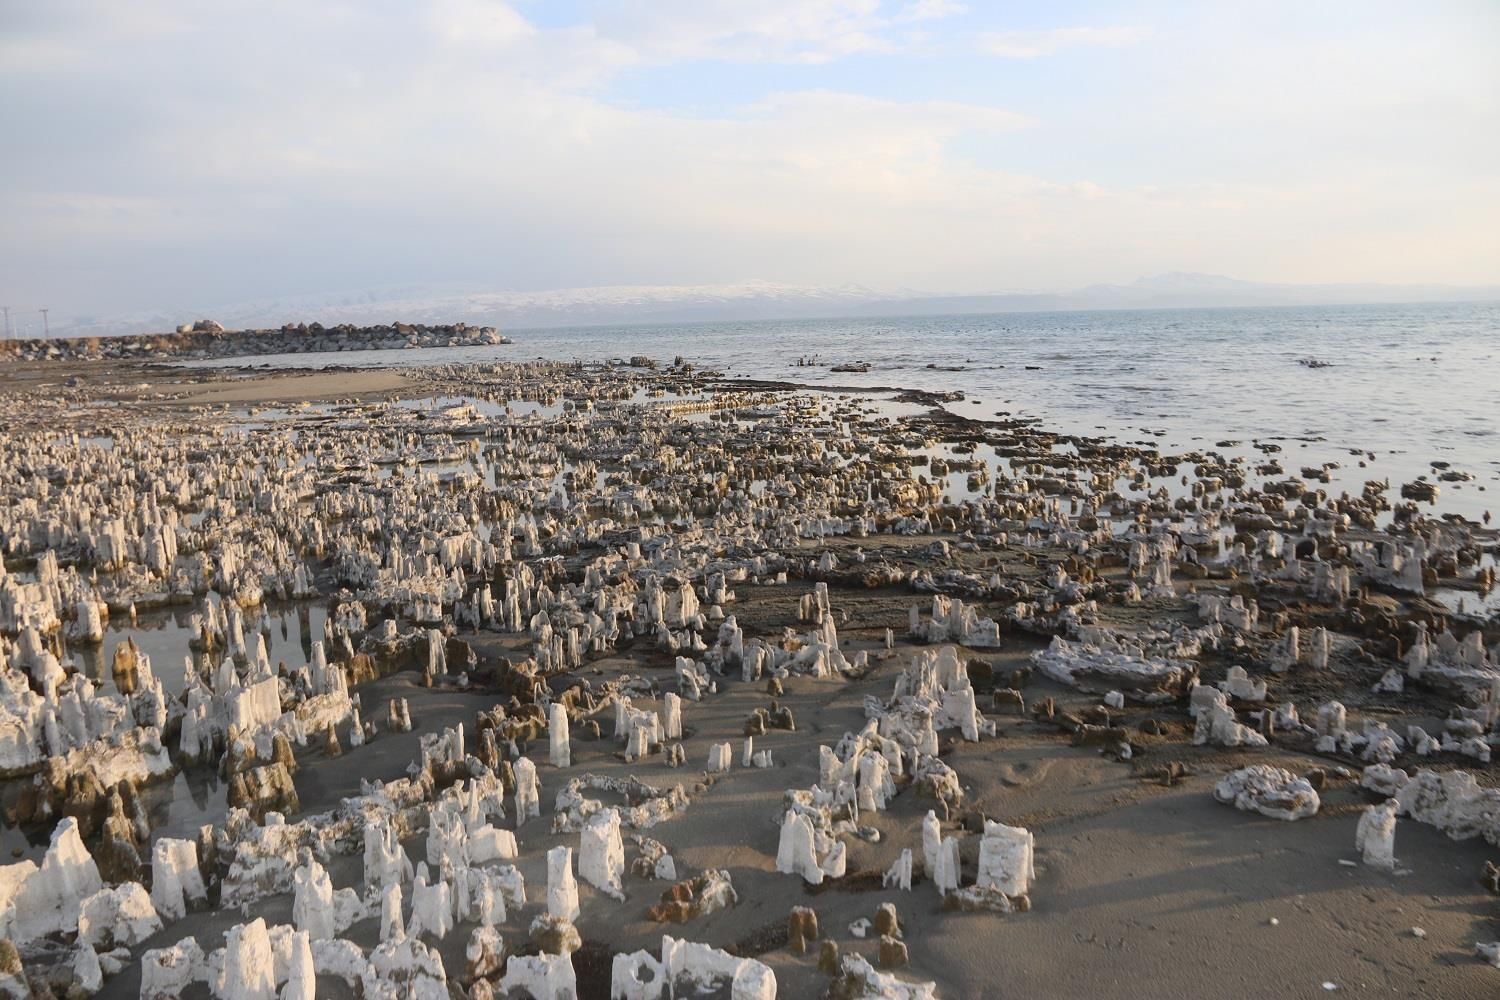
68,600,329,698
140,768,230,842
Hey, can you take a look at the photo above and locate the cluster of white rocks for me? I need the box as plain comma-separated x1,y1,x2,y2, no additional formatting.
1,352,1497,992
1212,765,1321,821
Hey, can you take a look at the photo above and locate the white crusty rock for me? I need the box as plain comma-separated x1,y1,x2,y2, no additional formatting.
292,855,337,941
775,810,824,885
514,755,541,824
1193,689,1269,748
409,869,454,942
77,881,161,950
1213,765,1320,820
549,702,571,768
831,953,936,999
883,848,913,891
466,923,505,981
282,929,316,1000
909,594,1001,647
218,917,277,1000
0,816,103,941
644,935,776,1000
364,815,413,892
1360,763,1410,798
1032,636,1196,703
975,820,1035,899
578,807,626,900
1355,799,1398,871
497,952,576,999
551,774,689,833
140,936,206,999
151,837,208,922
547,845,581,922
1391,768,1500,845
363,935,450,999
1219,665,1267,701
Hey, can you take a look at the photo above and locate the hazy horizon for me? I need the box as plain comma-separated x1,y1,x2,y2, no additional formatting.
7,274,1495,341
2,1,1497,331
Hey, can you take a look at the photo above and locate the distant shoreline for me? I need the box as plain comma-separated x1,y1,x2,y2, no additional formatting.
0,322,511,362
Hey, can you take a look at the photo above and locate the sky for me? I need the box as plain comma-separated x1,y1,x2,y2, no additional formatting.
1,0,1497,327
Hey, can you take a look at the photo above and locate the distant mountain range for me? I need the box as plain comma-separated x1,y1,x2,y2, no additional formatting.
47,273,1500,337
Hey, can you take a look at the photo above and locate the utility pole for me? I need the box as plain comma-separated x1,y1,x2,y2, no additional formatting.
39,308,49,337
1,307,9,339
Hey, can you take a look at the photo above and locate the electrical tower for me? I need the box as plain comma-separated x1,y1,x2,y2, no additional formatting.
39,308,49,337
1,307,9,340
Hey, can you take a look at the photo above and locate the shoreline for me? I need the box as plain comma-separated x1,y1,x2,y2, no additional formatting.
1,351,1497,998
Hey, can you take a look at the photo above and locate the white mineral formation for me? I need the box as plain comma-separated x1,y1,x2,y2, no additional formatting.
1213,766,1320,820
883,848,913,891
380,883,405,942
833,953,936,999
1220,665,1267,701
662,692,683,740
933,835,961,895
0,816,103,941
1355,799,1398,871
292,855,336,940
498,952,577,999
909,594,1001,647
467,923,505,981
547,845,581,922
976,821,1035,899
282,930,316,1000
775,810,823,885
922,810,941,876
1380,767,1500,845
1032,635,1195,702
77,881,161,950
614,935,776,1000
549,702,571,768
364,816,412,892
1192,689,1269,748
219,917,277,1000
409,869,454,941
151,837,208,922
515,755,541,823
140,936,206,998
579,807,626,900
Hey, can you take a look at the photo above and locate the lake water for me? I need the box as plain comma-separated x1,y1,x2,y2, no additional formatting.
181,301,1500,521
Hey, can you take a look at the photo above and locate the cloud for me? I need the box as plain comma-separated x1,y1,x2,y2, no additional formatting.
429,0,536,46
0,1,1494,322
586,1,879,64
979,25,1150,59
895,0,968,22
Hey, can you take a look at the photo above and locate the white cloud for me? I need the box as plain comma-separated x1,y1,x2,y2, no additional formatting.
429,0,536,46
0,1,1495,320
592,0,889,64
979,25,1150,59
895,0,968,22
